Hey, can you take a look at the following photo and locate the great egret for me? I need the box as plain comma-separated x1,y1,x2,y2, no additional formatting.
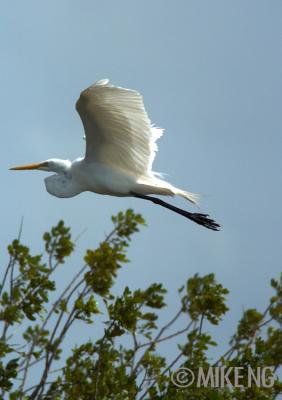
10,79,220,231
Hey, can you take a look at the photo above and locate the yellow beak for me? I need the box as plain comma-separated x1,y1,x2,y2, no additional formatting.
9,162,48,171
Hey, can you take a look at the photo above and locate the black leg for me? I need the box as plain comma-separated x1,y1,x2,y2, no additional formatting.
130,192,220,231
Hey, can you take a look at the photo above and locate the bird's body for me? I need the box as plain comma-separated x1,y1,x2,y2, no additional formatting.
44,157,196,200
11,79,220,230
44,158,140,198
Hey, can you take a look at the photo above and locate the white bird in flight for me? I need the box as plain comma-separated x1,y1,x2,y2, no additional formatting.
10,79,219,230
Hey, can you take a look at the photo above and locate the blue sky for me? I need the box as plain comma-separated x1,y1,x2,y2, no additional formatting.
1,0,281,368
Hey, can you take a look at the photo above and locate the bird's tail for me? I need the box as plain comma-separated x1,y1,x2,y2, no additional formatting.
175,189,200,206
137,176,200,206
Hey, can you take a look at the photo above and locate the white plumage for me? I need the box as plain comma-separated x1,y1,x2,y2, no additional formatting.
77,79,161,175
10,79,219,230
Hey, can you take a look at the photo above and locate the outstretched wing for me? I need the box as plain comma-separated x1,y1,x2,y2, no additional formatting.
75,79,163,176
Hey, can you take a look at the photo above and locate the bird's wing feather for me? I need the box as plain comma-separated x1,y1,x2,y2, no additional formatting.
75,79,163,175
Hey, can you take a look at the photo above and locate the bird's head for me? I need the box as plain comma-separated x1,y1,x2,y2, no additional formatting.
10,158,78,198
10,159,71,174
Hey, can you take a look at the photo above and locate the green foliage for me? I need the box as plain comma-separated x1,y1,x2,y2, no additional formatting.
43,219,74,264
183,273,229,325
0,210,281,399
84,209,145,298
